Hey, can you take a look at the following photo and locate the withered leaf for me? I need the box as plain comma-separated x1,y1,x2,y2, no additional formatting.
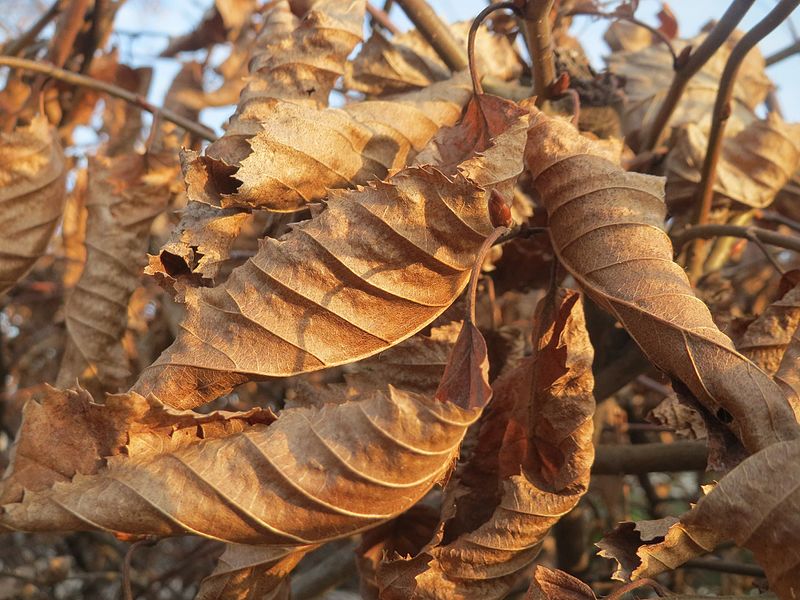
288,322,462,410
599,440,800,598
133,94,529,409
197,544,312,600
0,115,66,296
0,386,275,506
737,283,800,376
525,106,799,454
378,290,595,599
774,324,800,421
525,565,596,600
356,505,440,599
56,151,175,392
181,0,473,213
666,114,800,209
345,21,521,96
0,383,484,545
607,32,771,145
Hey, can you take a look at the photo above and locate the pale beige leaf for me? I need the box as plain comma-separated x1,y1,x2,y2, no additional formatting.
607,32,771,144
0,384,484,544
0,386,275,506
525,565,596,600
0,115,66,295
666,114,800,209
737,283,800,375
378,290,595,599
56,151,175,392
606,440,800,599
774,324,800,421
183,0,476,213
226,75,472,211
133,95,529,409
197,544,313,600
345,21,521,96
525,106,798,454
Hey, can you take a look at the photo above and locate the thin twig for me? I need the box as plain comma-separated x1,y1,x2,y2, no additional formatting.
494,224,548,245
2,2,60,56
0,55,217,141
467,227,508,324
48,0,91,69
755,209,800,234
691,0,800,242
682,557,765,578
674,224,800,257
766,38,800,64
689,0,800,281
393,0,468,71
568,9,678,64
522,0,557,104
468,2,521,95
641,0,757,152
746,230,786,275
366,1,399,35
592,441,708,475
122,539,156,600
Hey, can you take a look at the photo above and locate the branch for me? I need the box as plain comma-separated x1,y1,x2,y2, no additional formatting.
674,224,800,256
766,38,800,65
568,9,678,65
0,55,217,141
640,0,757,152
682,557,765,578
393,0,468,71
367,2,399,35
592,441,708,475
1,2,60,56
522,0,557,104
689,0,800,281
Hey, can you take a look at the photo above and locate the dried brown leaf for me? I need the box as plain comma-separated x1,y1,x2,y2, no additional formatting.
55,151,175,392
774,324,800,421
600,440,800,598
378,290,595,599
133,94,528,409
197,544,312,600
356,505,440,599
524,565,596,600
525,106,799,454
184,0,476,213
607,32,771,144
737,283,800,376
0,379,485,544
0,115,66,296
666,114,800,209
345,22,521,96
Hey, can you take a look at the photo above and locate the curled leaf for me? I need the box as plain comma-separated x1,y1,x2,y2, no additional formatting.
133,94,529,409
666,115,800,209
0,115,66,296
525,106,799,454
607,32,771,144
56,151,175,392
378,290,595,599
599,440,800,598
0,384,484,544
197,544,312,600
525,565,596,600
737,283,800,376
180,0,473,214
345,21,521,96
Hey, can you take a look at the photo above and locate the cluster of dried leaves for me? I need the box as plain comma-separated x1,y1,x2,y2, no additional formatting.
0,0,799,598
